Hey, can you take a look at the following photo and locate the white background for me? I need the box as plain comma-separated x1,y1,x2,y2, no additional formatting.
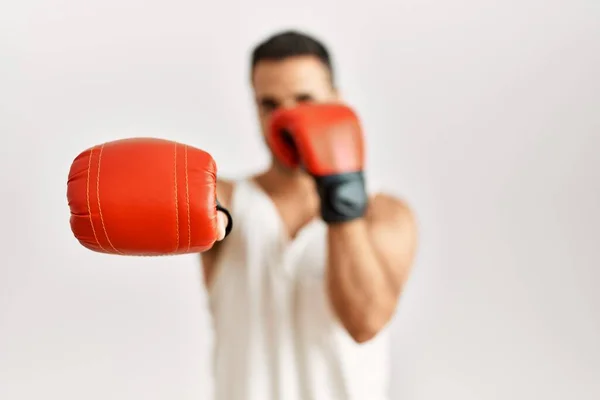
1,0,599,399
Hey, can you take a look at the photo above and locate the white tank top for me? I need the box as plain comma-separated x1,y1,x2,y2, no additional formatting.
207,179,391,400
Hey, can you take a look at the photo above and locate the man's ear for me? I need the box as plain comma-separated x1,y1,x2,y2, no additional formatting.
332,87,343,103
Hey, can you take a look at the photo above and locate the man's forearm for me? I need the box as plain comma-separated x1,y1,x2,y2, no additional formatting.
327,219,397,343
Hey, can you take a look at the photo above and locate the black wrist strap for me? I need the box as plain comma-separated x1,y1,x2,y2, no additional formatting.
315,171,368,223
216,199,233,238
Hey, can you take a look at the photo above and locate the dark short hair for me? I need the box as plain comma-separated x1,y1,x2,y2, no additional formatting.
250,30,334,83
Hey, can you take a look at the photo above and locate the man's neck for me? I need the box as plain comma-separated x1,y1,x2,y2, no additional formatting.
254,164,320,235
255,164,316,198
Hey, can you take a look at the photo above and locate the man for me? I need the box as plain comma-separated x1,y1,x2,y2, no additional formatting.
201,31,418,400
67,29,417,400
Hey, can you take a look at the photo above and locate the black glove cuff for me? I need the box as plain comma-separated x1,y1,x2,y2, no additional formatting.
216,199,233,238
315,171,368,223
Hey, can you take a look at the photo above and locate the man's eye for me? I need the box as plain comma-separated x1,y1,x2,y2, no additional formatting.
296,94,315,103
260,99,279,113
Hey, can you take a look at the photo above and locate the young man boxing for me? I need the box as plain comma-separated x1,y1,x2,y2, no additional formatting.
67,31,417,400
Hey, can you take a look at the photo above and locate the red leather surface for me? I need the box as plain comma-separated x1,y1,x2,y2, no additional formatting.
268,104,364,176
67,138,219,255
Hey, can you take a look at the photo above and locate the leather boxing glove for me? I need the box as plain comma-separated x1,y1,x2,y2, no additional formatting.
267,103,368,223
67,137,232,256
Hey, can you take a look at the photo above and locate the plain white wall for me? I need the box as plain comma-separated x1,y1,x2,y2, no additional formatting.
1,0,599,399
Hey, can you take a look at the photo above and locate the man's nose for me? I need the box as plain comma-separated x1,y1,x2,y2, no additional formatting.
280,99,298,110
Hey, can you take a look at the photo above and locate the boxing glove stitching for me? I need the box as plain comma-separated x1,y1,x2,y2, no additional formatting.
173,143,180,253
96,143,122,254
184,145,191,252
85,146,105,252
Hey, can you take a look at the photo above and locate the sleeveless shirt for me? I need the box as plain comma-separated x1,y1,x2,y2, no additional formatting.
207,179,391,400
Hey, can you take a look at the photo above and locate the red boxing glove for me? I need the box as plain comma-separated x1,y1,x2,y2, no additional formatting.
67,138,232,256
267,103,368,223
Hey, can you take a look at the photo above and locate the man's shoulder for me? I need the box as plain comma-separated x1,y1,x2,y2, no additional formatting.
368,192,410,211
367,192,415,228
215,179,235,208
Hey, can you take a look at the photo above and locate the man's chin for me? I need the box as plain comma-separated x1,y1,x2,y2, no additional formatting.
273,159,307,177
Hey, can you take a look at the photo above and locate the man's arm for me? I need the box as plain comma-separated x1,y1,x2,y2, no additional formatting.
326,194,418,343
200,180,234,288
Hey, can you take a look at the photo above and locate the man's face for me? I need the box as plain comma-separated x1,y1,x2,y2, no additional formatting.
252,55,339,141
